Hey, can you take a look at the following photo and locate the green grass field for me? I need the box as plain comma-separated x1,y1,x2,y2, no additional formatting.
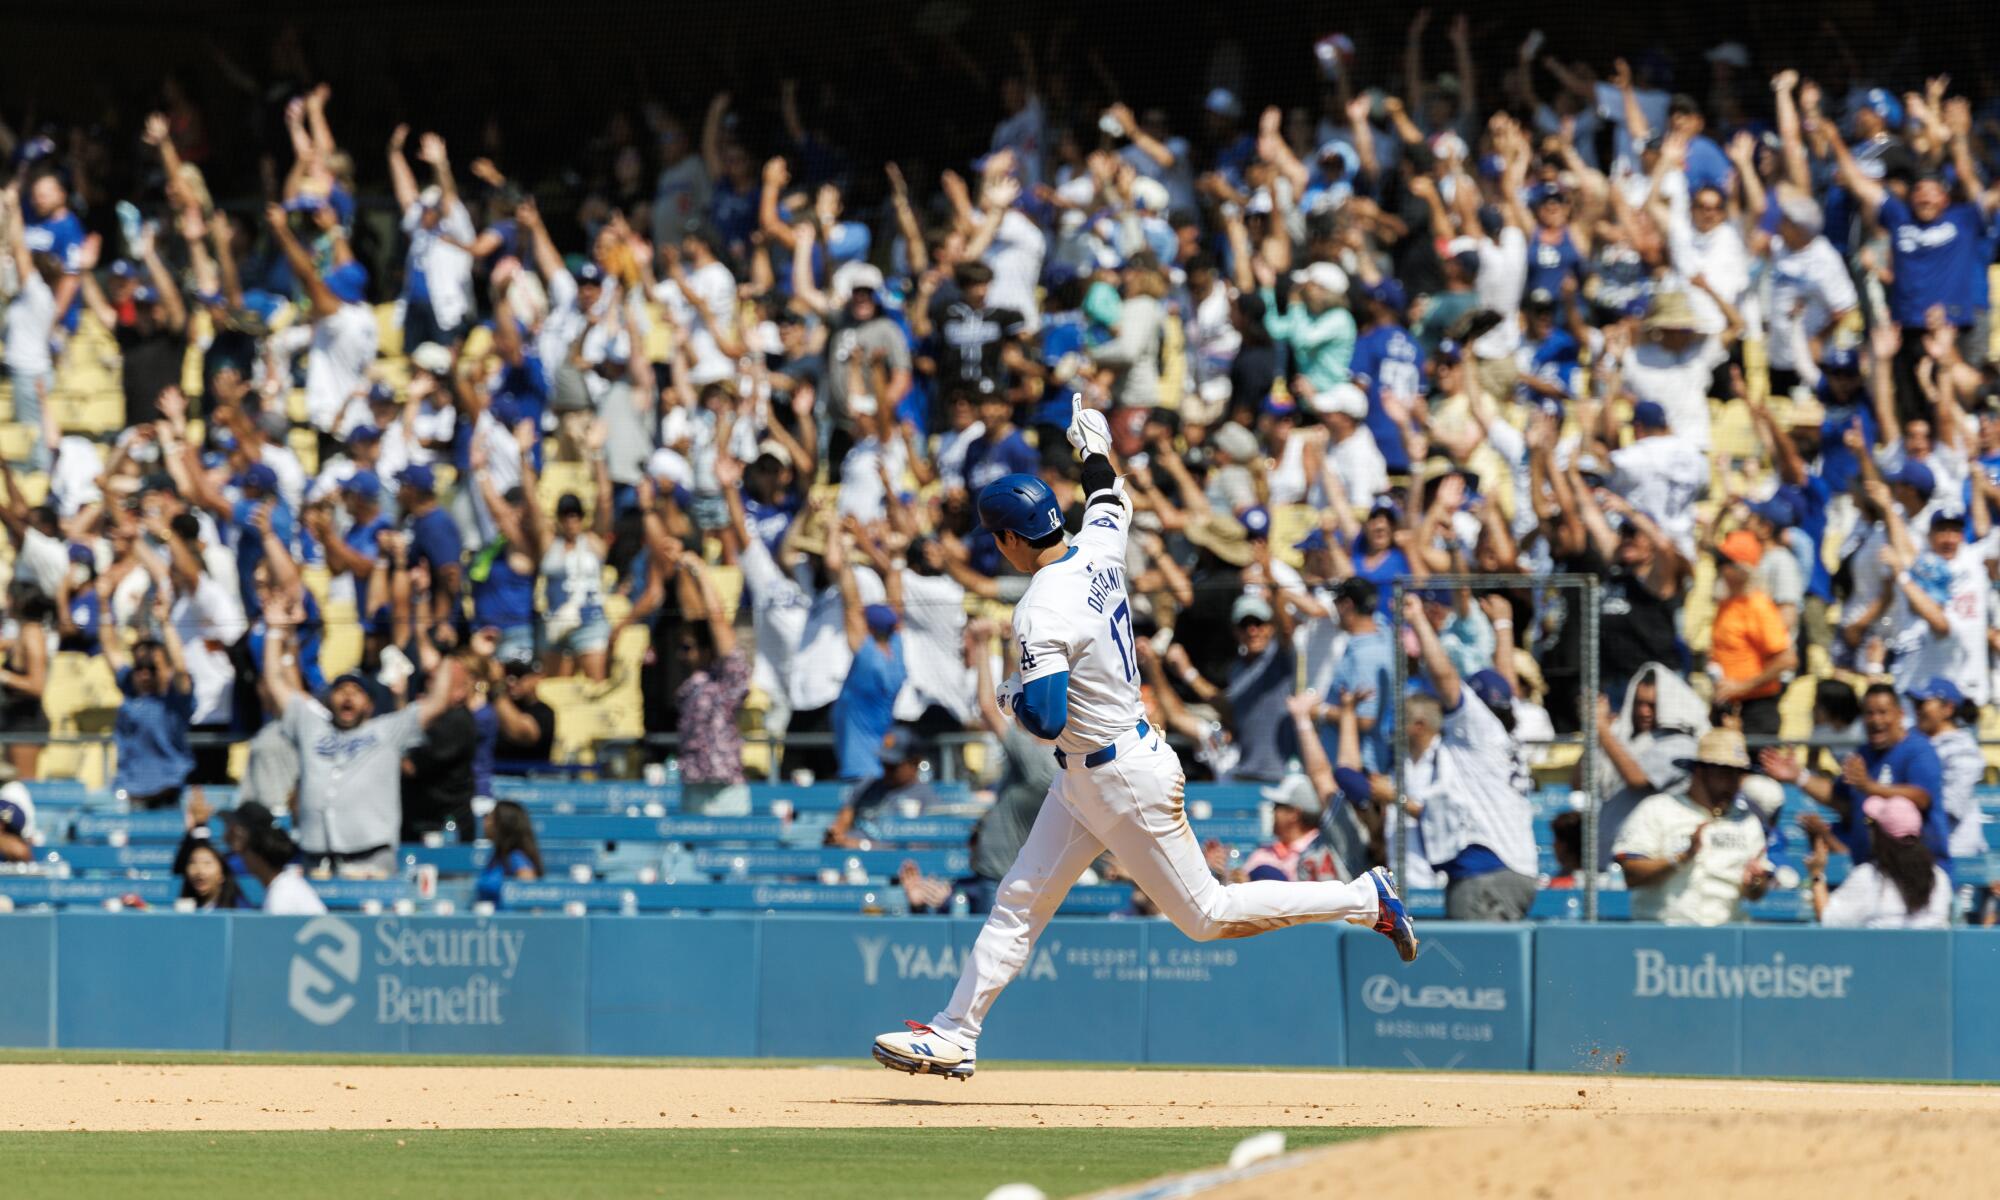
5,1127,1382,1200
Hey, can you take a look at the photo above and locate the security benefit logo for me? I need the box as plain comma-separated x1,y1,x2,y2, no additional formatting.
288,916,527,1027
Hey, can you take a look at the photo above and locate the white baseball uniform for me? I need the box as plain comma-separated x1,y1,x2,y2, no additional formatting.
924,490,1381,1051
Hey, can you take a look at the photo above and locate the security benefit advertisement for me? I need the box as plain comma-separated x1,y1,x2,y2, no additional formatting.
1342,924,1532,1070
229,915,588,1054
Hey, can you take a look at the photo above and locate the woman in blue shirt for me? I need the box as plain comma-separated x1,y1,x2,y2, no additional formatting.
476,800,543,907
1349,500,1412,619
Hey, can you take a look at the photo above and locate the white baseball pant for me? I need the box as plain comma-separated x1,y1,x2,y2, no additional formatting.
927,724,1378,1048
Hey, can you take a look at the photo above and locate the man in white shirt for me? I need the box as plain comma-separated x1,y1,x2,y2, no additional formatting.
1609,400,1708,558
1613,728,1773,925
893,547,976,732
655,228,739,385
1470,222,1528,399
1620,290,1727,451
265,205,378,453
1883,506,1994,705
1666,183,1749,339
1312,382,1388,509
3,190,62,453
1402,594,1539,920
1765,192,1858,392
387,129,477,349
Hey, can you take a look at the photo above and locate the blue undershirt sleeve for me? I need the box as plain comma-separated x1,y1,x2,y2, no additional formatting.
1015,672,1071,741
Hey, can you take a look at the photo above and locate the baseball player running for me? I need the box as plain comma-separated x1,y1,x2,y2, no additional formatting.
873,402,1417,1081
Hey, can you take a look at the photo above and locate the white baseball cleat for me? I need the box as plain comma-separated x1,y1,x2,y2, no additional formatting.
873,1020,976,1080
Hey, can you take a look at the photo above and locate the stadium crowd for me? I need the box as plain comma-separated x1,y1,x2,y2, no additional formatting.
2,14,2000,928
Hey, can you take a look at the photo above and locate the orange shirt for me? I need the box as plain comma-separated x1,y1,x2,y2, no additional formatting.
1710,590,1789,700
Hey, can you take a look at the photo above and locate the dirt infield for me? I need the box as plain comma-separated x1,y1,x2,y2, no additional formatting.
2,1062,1996,1136
1197,1113,2000,1200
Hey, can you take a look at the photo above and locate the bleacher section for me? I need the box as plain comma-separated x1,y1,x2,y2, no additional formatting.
8,777,1995,920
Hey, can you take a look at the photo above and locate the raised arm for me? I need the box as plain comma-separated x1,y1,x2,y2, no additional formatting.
826,520,868,653
1771,71,1812,193
264,203,339,318
681,551,736,659
1400,591,1460,712
386,124,419,211
1822,121,1888,215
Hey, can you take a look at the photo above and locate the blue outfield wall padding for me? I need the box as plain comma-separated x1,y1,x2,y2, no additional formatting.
1738,928,1951,1080
1953,933,2000,1080
226,914,589,1055
756,916,959,1059
11,913,2000,1075
57,913,229,1050
1147,923,1344,1066
1345,923,1532,1071
588,915,759,1057
1532,926,1745,1076
955,918,1147,1064
0,914,55,1048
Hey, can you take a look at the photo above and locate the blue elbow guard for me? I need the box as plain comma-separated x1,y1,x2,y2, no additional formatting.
1015,673,1070,741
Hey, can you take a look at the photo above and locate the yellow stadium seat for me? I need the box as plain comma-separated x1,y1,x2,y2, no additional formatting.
287,388,308,424
319,609,364,677
375,303,405,360
0,423,36,462
288,428,320,474
0,377,12,421
706,564,743,623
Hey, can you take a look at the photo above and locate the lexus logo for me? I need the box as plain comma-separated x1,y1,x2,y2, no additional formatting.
1361,974,1508,1014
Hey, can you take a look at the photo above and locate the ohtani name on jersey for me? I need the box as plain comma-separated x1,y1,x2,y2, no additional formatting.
1086,566,1124,614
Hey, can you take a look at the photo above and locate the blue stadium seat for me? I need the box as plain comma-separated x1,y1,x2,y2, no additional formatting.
0,877,178,907
687,846,972,882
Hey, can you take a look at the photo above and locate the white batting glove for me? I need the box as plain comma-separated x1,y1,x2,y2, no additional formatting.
1066,397,1112,460
994,672,1023,720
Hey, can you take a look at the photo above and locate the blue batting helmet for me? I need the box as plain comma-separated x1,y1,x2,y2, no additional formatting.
977,473,1064,541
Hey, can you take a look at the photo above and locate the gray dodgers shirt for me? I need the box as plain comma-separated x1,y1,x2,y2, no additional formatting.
283,697,428,854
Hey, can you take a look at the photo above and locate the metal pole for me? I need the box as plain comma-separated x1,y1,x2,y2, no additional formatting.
1580,574,1601,923
1391,578,1409,891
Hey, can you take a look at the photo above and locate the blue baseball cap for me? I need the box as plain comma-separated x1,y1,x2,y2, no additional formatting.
397,463,438,493
346,423,383,445
1293,527,1329,552
1890,460,1936,498
1632,400,1669,430
1748,496,1796,528
366,382,398,407
1907,678,1964,706
1432,338,1464,365
576,262,606,286
133,285,160,305
1857,87,1905,130
1415,585,1454,607
877,725,921,766
339,470,382,501
1466,668,1514,712
1820,344,1861,373
323,262,368,305
234,463,278,493
863,604,900,636
1362,278,1407,313
1528,182,1567,208
1240,505,1272,540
